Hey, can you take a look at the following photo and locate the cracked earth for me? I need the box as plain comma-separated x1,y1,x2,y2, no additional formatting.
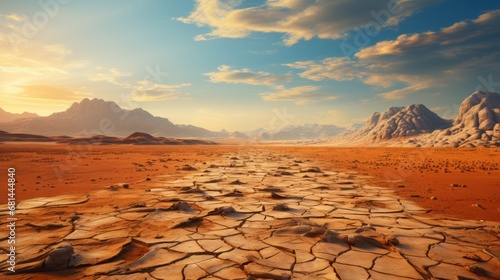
1,151,499,279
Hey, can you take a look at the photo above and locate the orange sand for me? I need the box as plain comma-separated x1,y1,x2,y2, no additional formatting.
1,143,498,221
279,147,500,222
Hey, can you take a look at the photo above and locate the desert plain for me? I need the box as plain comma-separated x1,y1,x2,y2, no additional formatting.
1,143,499,279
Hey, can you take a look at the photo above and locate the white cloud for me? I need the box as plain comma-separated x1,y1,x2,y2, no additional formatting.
179,0,436,46
88,68,191,102
130,80,191,102
88,68,133,86
260,85,339,105
205,65,292,89
284,57,365,82
206,65,339,104
284,9,500,99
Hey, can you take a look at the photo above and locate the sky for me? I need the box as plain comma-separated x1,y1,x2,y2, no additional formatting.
1,0,499,131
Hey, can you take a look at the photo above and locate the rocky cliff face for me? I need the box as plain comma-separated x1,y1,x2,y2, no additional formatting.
409,91,500,147
371,104,450,140
454,91,500,130
340,104,450,142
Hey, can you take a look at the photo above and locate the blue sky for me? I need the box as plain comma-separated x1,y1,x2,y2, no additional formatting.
1,0,499,131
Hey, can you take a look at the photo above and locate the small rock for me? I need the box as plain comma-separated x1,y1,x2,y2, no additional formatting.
229,179,245,185
180,164,197,171
273,204,289,211
430,196,437,200
69,216,80,223
301,167,322,173
465,265,488,276
463,253,486,262
168,201,192,211
208,206,236,216
225,189,244,197
385,234,399,245
472,203,485,209
129,202,146,208
44,243,74,271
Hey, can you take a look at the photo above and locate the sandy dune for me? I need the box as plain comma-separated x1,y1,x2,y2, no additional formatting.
0,144,499,279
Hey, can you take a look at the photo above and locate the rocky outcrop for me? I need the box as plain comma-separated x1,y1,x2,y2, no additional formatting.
339,104,450,142
454,91,500,128
410,91,500,147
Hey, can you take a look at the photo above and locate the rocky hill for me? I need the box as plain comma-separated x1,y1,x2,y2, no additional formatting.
337,104,451,143
409,91,500,147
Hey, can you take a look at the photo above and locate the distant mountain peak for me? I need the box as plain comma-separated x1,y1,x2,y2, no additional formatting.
249,123,346,141
0,108,39,123
0,98,215,137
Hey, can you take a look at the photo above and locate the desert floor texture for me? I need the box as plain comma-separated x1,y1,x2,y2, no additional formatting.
0,144,499,279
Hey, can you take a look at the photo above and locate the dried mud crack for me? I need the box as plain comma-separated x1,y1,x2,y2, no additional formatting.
1,151,499,279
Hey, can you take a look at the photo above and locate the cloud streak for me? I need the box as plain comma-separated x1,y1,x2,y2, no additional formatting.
88,68,133,86
261,86,339,105
205,65,292,89
178,0,435,46
88,67,191,102
206,65,339,104
130,80,191,102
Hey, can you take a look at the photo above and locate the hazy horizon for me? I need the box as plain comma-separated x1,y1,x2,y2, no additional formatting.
1,0,499,131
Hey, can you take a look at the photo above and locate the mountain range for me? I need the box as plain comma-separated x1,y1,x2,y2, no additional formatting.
1,91,499,147
248,124,346,141
0,98,214,137
0,108,38,122
0,98,348,140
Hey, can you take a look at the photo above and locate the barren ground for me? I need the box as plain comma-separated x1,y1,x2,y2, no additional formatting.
1,143,498,222
1,143,499,279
